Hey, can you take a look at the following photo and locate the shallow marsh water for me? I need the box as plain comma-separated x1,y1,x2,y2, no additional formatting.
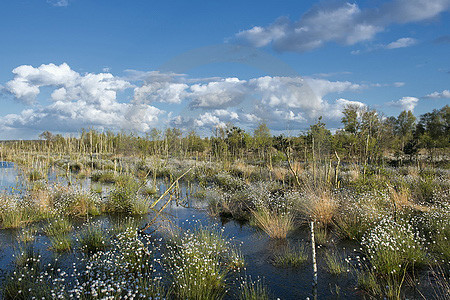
0,164,432,299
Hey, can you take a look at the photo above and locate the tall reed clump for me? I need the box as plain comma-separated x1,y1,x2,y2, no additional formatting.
251,206,294,239
91,170,116,183
323,250,347,275
49,234,72,252
356,265,409,300
314,226,332,245
27,169,44,182
272,243,308,267
28,185,52,216
288,185,338,228
17,226,38,243
1,209,27,228
249,183,295,239
164,226,243,300
112,216,143,234
44,218,72,236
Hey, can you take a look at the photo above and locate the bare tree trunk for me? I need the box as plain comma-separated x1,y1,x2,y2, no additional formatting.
334,151,340,188
311,221,318,300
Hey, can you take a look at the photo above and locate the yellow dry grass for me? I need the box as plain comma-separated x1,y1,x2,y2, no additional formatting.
389,186,430,212
309,192,338,226
234,162,255,179
251,207,294,239
294,183,338,226
272,167,288,181
349,164,360,181
29,189,51,214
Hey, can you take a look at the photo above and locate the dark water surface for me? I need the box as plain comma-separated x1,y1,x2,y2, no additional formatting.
0,165,425,299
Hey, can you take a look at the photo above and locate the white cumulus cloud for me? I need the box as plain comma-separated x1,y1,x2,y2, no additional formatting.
0,63,167,134
234,0,450,52
385,37,418,49
424,89,450,99
134,82,188,104
194,112,226,128
388,96,419,111
1,63,377,136
189,78,248,108
48,0,70,7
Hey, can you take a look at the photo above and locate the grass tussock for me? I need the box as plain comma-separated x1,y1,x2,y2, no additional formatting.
3,246,53,299
51,186,101,216
323,250,347,275
272,243,308,267
238,277,270,300
1,209,29,228
106,175,150,215
49,234,72,252
315,226,332,245
44,218,72,236
290,185,338,227
91,170,116,183
361,217,427,276
251,207,294,239
17,226,38,243
165,226,243,300
79,223,109,253
28,169,44,182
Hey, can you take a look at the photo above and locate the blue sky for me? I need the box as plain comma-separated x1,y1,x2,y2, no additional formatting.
0,0,449,139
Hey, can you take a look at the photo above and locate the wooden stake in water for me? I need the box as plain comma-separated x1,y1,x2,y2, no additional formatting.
311,221,318,300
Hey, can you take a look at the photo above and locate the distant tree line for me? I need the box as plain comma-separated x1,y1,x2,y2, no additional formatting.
3,105,449,166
